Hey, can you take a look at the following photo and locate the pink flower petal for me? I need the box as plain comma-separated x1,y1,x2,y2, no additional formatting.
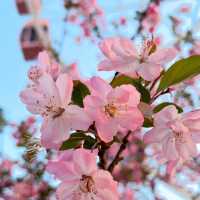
85,76,112,99
162,136,179,161
149,48,177,65
47,160,79,181
56,74,73,107
116,108,143,131
41,117,70,149
64,105,91,131
96,119,118,142
56,181,78,200
144,127,170,144
73,149,97,175
38,51,51,69
154,106,179,126
137,63,162,81
94,170,119,200
38,74,61,105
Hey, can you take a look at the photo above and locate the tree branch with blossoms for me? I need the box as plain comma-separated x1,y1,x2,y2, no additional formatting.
108,130,132,173
17,32,200,198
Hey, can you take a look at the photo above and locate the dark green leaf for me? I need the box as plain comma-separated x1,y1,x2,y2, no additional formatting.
153,102,183,113
83,136,97,149
59,132,86,150
143,118,153,128
72,81,90,107
158,55,200,92
111,75,151,103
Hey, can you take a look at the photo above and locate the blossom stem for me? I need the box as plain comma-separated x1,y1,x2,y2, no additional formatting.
98,142,110,169
151,88,170,102
107,131,131,173
149,71,163,91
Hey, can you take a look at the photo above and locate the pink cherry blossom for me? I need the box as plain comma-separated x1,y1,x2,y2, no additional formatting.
13,182,36,200
47,148,119,200
179,5,191,13
79,0,102,17
84,77,143,142
28,51,61,82
0,160,13,175
142,3,160,33
98,37,177,81
20,73,91,149
144,106,200,162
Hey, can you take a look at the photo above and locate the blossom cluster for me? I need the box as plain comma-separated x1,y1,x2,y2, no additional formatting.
19,33,200,199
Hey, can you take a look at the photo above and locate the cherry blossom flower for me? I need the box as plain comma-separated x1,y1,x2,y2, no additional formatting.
179,5,191,13
142,3,160,33
84,77,143,142
79,0,102,17
20,73,91,149
13,182,36,200
98,37,177,81
47,148,119,200
0,160,13,175
144,106,200,162
28,51,61,82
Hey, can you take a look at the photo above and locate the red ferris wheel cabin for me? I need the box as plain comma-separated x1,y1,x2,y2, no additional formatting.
20,20,49,60
16,0,41,15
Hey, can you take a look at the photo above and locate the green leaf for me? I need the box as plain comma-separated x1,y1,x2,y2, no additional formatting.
83,136,97,149
111,75,151,103
158,55,200,92
72,81,90,107
153,102,183,113
143,118,153,128
59,132,86,150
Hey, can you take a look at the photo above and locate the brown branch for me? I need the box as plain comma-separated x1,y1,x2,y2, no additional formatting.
151,88,170,103
149,71,163,91
90,123,113,170
107,131,131,173
98,138,117,169
98,142,109,169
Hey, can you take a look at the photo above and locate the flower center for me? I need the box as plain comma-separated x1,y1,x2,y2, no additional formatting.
79,175,96,193
104,103,117,117
52,107,65,119
173,132,186,143
42,105,65,119
139,39,157,63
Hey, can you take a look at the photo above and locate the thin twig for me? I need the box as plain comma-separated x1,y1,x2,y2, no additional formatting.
98,142,109,169
107,131,131,173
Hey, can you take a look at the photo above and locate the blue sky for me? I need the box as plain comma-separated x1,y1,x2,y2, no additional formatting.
0,1,31,121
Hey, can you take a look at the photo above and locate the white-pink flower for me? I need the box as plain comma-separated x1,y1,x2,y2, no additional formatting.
20,73,91,149
47,149,119,200
144,106,200,162
84,77,144,142
79,0,102,17
28,51,61,82
142,3,160,33
98,37,177,81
